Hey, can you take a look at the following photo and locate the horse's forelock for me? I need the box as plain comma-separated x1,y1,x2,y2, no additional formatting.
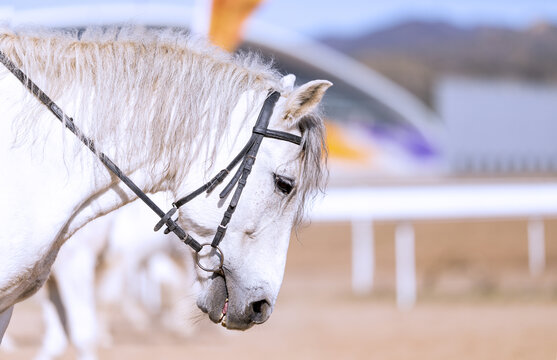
293,113,328,227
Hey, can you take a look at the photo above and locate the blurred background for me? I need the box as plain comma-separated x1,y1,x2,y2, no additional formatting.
1,0,557,359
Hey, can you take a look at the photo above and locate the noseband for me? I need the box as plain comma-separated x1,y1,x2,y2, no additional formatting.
155,91,301,273
0,51,301,275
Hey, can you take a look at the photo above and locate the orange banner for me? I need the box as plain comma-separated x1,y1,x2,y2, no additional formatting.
325,122,371,162
209,0,263,51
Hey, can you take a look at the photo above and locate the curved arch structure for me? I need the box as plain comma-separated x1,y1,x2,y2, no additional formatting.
0,2,444,155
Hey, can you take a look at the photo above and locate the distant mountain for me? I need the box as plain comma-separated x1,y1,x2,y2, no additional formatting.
321,20,557,105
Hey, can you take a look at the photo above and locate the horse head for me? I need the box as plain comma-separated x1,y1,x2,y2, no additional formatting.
176,75,331,330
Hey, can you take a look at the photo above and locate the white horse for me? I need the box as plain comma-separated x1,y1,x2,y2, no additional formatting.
0,26,330,340
96,194,196,333
34,214,112,360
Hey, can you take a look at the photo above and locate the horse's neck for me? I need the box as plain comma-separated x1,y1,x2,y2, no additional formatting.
0,101,162,307
0,71,169,256
35,89,262,237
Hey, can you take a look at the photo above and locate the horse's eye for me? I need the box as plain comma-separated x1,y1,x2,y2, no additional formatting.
273,174,295,195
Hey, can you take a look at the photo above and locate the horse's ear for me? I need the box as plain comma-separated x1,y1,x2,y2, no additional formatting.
280,74,296,91
284,80,332,123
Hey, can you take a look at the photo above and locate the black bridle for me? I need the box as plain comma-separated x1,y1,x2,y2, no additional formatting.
0,51,301,274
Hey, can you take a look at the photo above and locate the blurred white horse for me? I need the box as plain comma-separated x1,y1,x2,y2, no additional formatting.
0,26,329,340
34,195,197,360
34,214,111,360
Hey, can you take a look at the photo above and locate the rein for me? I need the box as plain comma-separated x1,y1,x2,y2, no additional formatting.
0,50,301,274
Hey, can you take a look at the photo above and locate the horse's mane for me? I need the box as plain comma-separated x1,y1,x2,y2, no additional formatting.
0,26,326,225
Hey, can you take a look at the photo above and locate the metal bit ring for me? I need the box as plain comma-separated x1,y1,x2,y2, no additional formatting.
194,243,224,273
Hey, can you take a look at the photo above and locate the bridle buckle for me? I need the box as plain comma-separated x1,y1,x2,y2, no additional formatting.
154,205,177,232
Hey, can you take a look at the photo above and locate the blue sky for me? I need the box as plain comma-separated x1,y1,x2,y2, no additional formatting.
256,0,557,36
4,0,557,37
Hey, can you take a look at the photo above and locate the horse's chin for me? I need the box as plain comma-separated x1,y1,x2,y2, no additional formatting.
197,275,228,324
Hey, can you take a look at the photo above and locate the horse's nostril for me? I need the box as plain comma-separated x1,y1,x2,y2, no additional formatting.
252,299,266,314
249,299,271,324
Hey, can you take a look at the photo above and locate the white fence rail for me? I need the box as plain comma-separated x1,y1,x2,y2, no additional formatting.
310,182,557,308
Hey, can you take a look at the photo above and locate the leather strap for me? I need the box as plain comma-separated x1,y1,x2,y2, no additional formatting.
252,127,301,145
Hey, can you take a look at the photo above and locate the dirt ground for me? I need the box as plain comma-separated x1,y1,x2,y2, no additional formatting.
2,219,557,360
